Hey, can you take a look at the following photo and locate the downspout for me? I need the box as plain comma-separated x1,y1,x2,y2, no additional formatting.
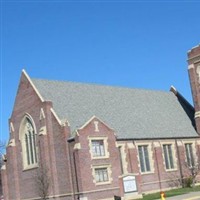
175,139,184,187
68,141,76,200
154,147,162,191
118,146,124,174
73,150,80,200
128,143,133,173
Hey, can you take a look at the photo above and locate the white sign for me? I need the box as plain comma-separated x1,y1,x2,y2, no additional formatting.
80,197,88,200
123,176,137,193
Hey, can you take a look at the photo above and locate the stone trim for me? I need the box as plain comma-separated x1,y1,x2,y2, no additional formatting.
91,164,113,185
160,141,178,171
135,142,154,174
188,63,195,69
8,139,15,147
116,143,128,174
19,114,38,170
88,136,109,159
195,111,200,119
39,108,45,120
78,115,114,131
74,143,81,150
22,69,44,102
9,122,15,133
75,186,119,195
182,140,197,164
39,126,47,136
50,108,62,126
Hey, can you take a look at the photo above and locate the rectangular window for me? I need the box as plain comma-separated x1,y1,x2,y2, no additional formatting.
95,168,108,183
92,140,105,157
163,144,174,170
138,145,151,173
185,143,194,167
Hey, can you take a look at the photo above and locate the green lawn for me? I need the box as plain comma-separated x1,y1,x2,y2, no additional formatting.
135,186,200,200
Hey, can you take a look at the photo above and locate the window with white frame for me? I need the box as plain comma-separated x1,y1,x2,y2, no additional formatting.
163,144,174,170
92,140,105,157
20,116,38,168
138,145,151,173
185,143,194,167
95,168,109,183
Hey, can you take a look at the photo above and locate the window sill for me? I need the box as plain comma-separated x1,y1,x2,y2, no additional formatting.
165,168,178,172
140,171,154,175
95,181,112,186
92,156,109,160
23,164,38,171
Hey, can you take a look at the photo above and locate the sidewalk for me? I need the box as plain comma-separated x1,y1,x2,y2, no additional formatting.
155,191,200,200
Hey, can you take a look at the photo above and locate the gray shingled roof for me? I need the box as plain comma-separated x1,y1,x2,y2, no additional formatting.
32,79,198,139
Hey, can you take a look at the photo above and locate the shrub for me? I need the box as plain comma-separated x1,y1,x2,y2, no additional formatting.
183,177,193,188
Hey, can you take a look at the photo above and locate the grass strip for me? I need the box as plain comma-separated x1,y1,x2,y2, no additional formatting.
135,186,200,200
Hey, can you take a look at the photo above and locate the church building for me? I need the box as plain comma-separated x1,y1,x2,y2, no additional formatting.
1,45,200,200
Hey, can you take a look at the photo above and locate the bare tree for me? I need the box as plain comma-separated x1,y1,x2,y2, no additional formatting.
182,161,200,187
34,166,51,200
0,140,6,199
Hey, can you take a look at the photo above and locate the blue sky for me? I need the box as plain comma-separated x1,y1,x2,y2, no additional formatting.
1,1,200,142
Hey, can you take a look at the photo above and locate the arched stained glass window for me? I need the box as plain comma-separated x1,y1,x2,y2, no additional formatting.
20,115,38,168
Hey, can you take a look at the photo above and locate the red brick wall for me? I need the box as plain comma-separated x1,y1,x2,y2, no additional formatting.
3,72,73,200
188,45,200,134
2,70,200,200
71,117,121,200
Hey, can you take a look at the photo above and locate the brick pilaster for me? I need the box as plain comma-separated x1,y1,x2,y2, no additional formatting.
188,45,200,134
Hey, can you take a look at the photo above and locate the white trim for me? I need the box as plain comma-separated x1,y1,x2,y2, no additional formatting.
188,64,194,69
127,142,135,149
188,44,200,51
197,140,200,145
91,164,113,185
135,141,154,174
50,108,62,125
19,114,38,169
194,59,200,64
75,187,119,195
23,164,38,171
170,85,177,95
22,69,44,102
119,173,139,178
9,122,15,133
141,178,180,185
8,139,15,147
61,118,70,126
79,116,96,130
118,143,128,174
94,121,99,132
182,140,197,166
153,141,160,147
74,143,81,150
21,187,120,199
177,140,183,146
39,108,45,120
1,165,6,170
195,111,200,119
160,141,177,171
78,115,114,131
88,136,110,159
39,126,47,136
75,130,79,137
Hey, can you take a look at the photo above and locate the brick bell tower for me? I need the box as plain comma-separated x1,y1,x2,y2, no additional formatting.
188,44,200,134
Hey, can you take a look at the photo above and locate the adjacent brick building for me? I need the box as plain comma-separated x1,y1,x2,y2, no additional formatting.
1,45,200,200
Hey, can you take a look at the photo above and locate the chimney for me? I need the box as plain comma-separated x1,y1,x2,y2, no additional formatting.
187,44,200,134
